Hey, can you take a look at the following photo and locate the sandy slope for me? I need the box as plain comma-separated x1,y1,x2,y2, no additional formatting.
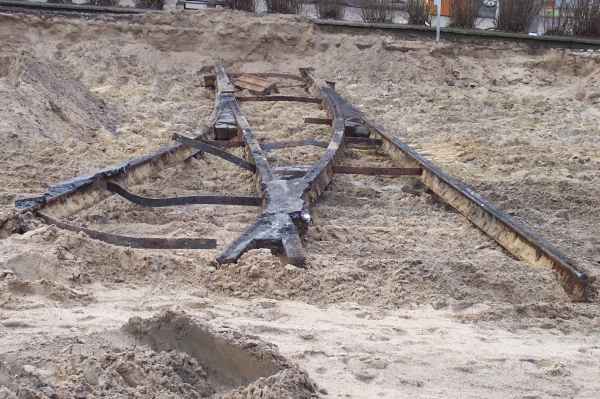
0,9,599,398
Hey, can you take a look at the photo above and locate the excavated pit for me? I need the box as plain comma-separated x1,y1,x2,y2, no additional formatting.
0,311,318,398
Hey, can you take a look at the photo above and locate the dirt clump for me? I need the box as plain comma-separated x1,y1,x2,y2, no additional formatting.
0,311,318,398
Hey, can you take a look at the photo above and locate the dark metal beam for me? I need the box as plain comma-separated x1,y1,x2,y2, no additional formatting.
106,182,261,207
323,88,590,301
344,137,383,146
262,139,328,152
214,65,347,266
304,117,332,125
11,136,206,220
236,95,322,104
204,73,306,89
334,166,422,176
174,134,256,173
39,213,216,250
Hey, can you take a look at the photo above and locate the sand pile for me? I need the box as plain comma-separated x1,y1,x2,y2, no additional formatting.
0,311,319,398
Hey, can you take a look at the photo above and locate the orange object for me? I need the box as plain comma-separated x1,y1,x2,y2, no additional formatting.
428,0,453,17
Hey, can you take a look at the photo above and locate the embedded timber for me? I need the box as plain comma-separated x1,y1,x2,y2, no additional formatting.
235,95,322,104
214,65,345,266
233,74,278,95
212,66,238,140
262,139,329,152
304,117,332,125
333,166,422,176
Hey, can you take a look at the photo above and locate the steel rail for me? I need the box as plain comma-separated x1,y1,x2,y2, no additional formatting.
106,182,261,207
12,141,204,220
320,91,590,301
39,213,216,250
212,65,347,266
312,19,600,50
173,134,257,173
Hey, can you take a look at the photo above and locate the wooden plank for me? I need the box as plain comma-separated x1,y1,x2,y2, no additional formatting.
233,75,277,95
204,73,306,90
215,65,236,94
261,139,328,152
212,65,239,140
304,117,332,125
236,95,322,104
334,166,422,176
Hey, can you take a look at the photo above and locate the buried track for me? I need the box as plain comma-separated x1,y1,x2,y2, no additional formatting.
0,0,147,15
2,65,589,302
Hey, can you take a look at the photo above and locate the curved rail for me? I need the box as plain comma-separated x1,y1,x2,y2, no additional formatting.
5,63,590,301
213,65,347,266
319,90,590,301
39,213,216,250
106,182,261,207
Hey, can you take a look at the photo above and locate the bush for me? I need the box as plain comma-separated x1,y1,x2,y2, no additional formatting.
360,0,393,23
496,0,543,33
316,0,344,19
407,0,431,26
450,0,479,29
88,0,119,6
266,0,301,14
226,0,255,12
135,0,164,8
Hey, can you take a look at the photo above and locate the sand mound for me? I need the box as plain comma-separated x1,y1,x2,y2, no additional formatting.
0,50,119,143
208,249,320,300
0,311,318,398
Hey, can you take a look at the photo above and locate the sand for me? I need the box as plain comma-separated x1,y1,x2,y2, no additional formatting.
0,8,599,398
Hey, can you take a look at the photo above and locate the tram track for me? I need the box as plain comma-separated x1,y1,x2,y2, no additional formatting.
0,64,589,301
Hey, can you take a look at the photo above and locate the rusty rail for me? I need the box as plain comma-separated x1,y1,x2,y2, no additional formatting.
4,65,589,301
106,182,261,207
212,65,347,266
38,213,216,250
321,90,590,301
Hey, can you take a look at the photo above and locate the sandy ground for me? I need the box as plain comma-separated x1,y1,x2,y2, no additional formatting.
0,9,599,398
